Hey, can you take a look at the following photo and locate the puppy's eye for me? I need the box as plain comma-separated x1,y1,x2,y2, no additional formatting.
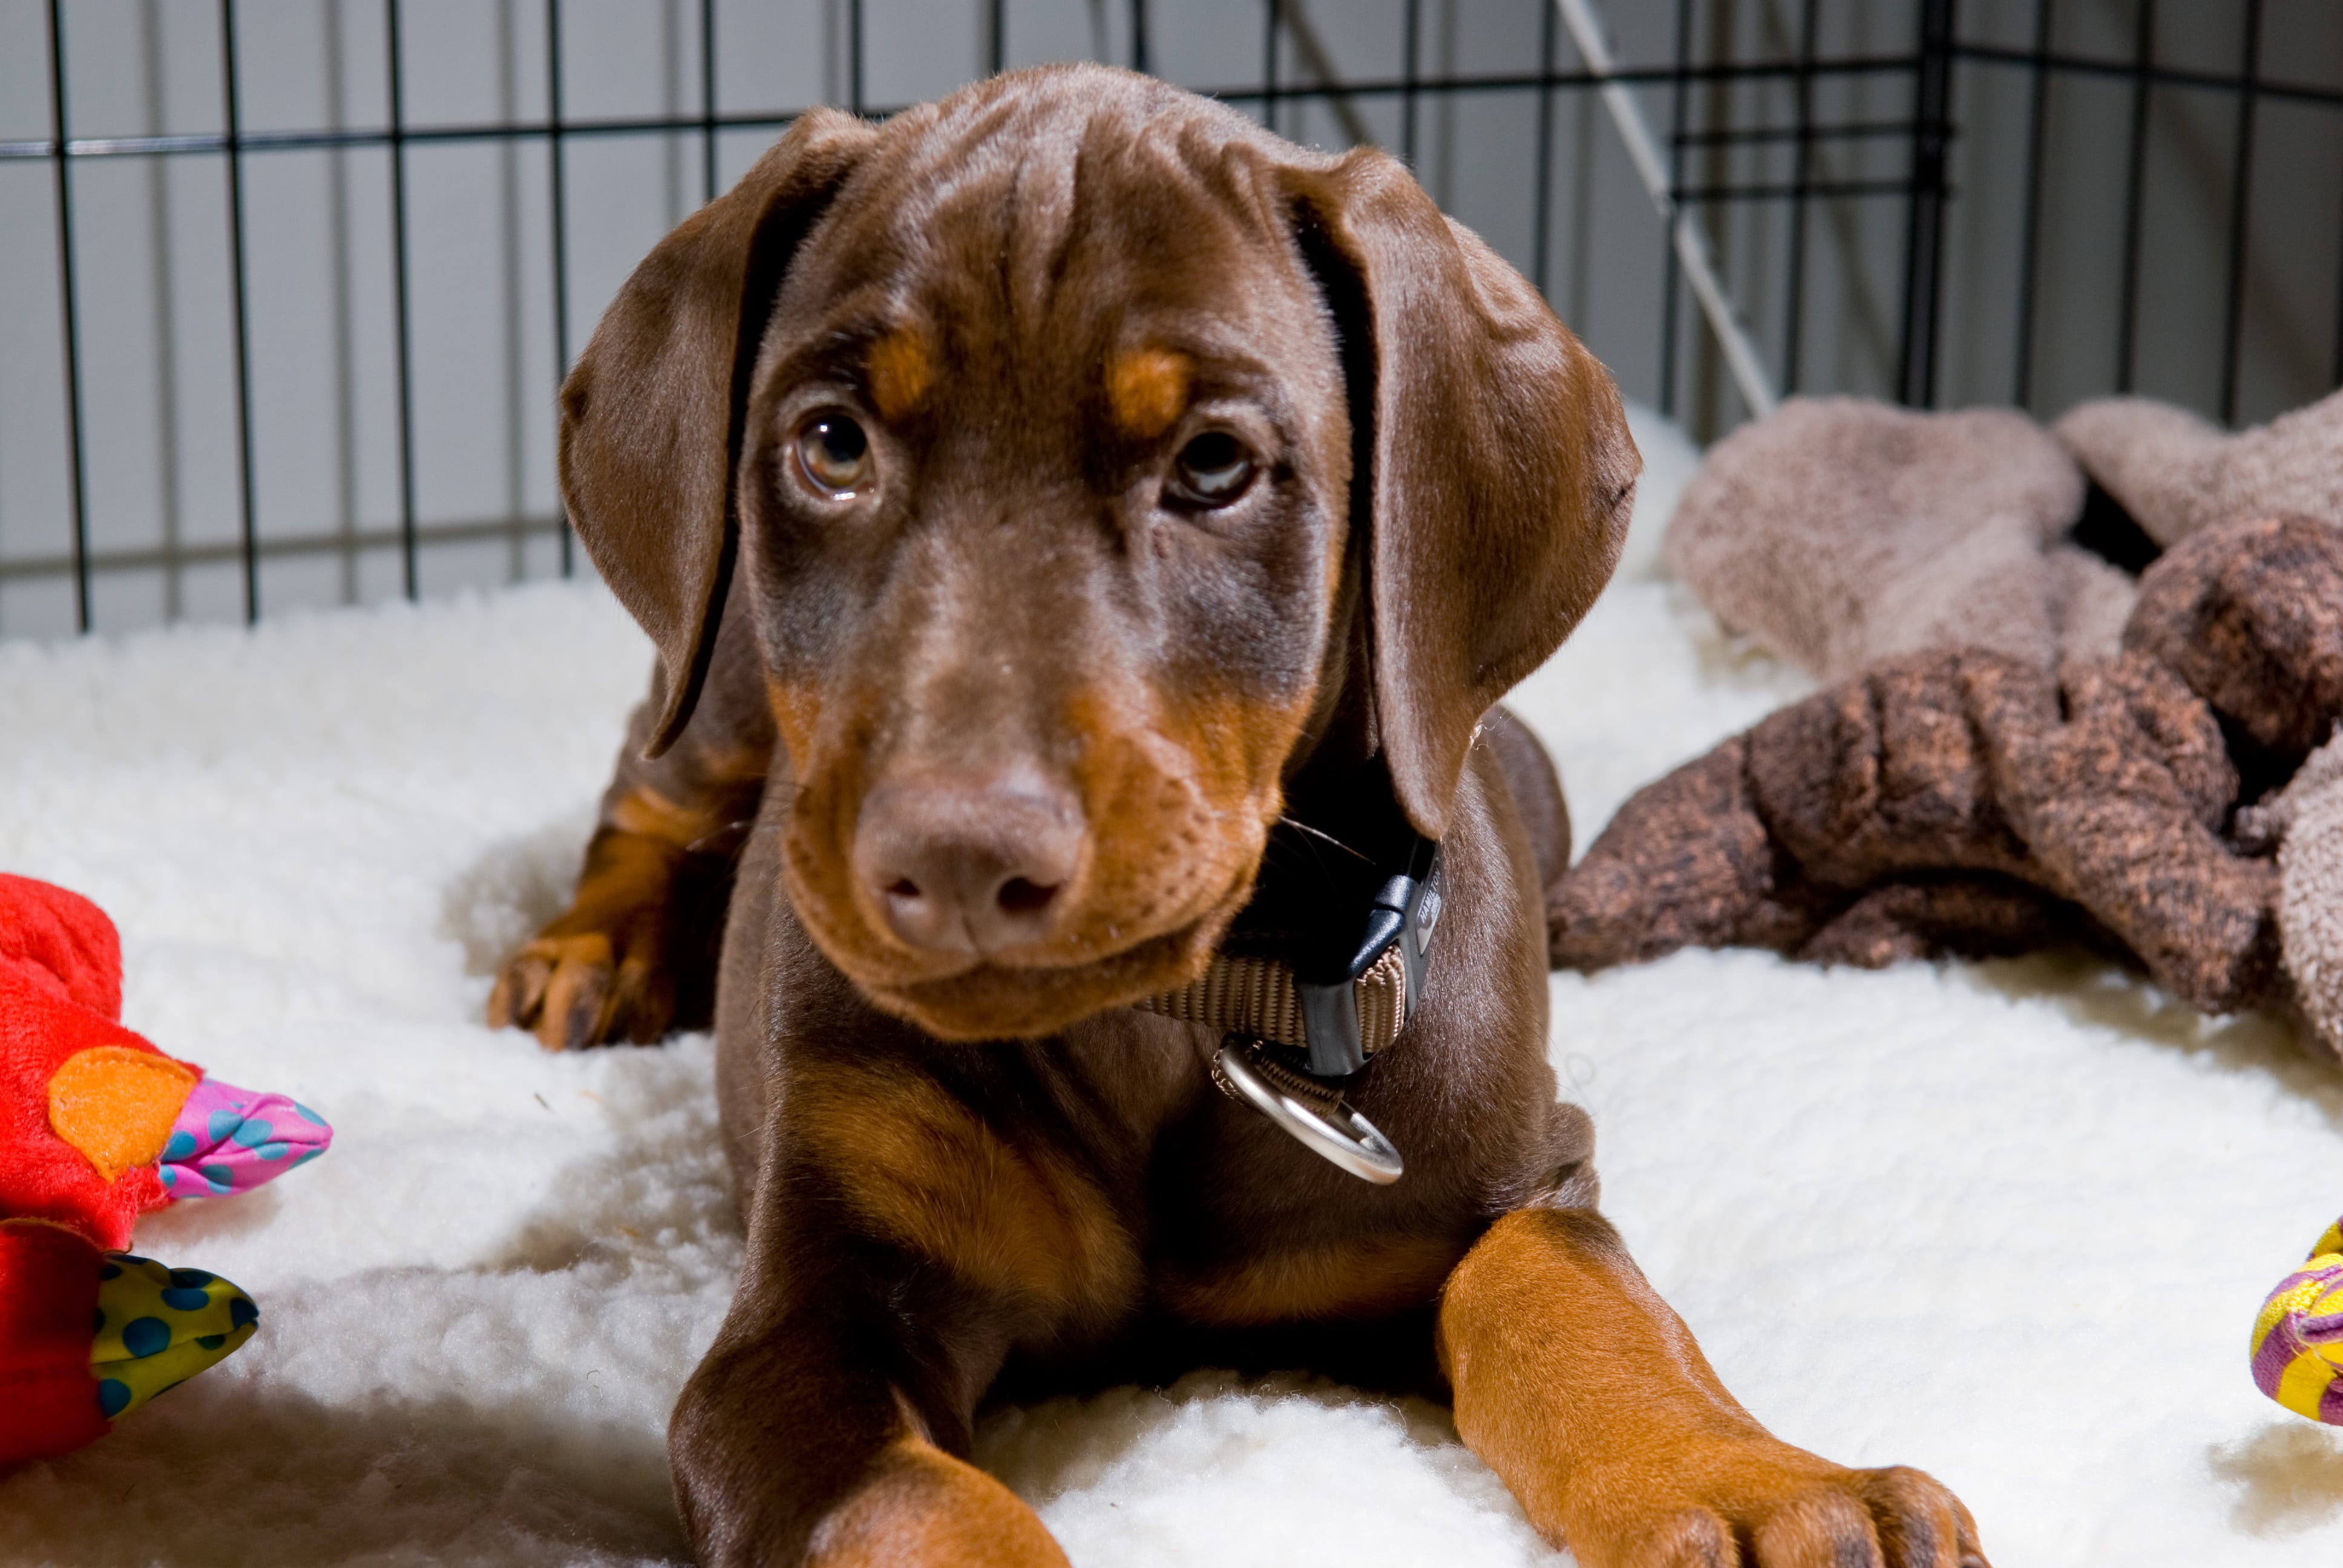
1170,431,1256,506
795,412,871,496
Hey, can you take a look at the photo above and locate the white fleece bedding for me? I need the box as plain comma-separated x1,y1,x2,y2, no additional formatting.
5,407,2343,1566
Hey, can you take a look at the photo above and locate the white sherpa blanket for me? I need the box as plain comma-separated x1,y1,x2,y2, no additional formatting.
5,410,2342,1566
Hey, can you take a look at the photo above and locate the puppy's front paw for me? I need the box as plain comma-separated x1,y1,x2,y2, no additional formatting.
1598,1447,1985,1568
490,924,675,1051
488,828,695,1050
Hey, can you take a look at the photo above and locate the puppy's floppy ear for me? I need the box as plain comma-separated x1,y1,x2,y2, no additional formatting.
1285,148,1638,837
559,108,877,756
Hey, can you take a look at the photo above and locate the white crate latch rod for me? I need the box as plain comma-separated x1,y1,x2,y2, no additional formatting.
1552,0,1779,418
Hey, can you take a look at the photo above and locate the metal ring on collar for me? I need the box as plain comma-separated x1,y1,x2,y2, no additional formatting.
1214,1039,1404,1186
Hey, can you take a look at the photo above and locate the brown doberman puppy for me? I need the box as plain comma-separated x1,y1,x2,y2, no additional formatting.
490,65,1985,1568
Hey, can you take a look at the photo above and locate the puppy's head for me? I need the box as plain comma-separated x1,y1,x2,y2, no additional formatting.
560,65,1636,1041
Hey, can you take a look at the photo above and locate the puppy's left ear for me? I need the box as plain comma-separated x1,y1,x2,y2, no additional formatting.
1285,148,1638,838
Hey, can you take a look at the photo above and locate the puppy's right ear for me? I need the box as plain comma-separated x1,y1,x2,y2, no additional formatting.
559,109,877,756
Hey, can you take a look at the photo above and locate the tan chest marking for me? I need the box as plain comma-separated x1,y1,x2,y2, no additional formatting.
1162,1233,1466,1328
792,1061,1139,1319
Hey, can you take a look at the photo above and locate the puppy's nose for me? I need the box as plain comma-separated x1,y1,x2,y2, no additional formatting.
854,766,1084,956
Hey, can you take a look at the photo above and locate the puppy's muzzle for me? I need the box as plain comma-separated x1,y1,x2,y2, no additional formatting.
853,764,1086,958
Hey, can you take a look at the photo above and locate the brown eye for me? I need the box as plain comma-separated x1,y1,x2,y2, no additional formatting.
795,412,871,495
1170,430,1256,506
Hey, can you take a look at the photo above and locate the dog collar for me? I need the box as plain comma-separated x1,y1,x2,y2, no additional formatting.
1135,823,1441,1184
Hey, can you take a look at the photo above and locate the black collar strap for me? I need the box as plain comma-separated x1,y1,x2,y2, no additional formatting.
1135,831,1441,1078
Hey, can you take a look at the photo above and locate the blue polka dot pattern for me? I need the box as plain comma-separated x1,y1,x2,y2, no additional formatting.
162,1130,197,1161
97,1379,131,1419
158,1080,332,1201
159,1166,178,1189
89,1253,259,1422
98,1261,122,1281
121,1316,171,1357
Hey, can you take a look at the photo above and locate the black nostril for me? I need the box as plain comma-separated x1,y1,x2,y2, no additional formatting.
887,878,922,900
995,877,1058,916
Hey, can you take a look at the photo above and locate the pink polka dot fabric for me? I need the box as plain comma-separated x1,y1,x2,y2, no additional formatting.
154,1077,333,1201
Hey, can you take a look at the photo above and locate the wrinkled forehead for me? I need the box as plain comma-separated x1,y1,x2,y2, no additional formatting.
758,87,1335,412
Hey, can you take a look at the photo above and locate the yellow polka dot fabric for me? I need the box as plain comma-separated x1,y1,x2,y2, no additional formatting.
89,1253,258,1422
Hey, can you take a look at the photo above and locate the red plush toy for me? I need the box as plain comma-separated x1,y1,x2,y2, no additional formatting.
0,874,329,1466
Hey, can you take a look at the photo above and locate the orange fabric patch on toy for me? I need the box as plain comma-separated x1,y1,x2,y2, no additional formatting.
47,1047,198,1183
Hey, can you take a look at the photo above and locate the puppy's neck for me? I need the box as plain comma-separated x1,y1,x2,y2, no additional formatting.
1279,560,1418,863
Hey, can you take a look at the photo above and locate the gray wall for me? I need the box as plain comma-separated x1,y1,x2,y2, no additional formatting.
1,0,2338,639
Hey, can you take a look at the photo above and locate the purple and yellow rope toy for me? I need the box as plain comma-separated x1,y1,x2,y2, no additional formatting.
2251,1217,2343,1423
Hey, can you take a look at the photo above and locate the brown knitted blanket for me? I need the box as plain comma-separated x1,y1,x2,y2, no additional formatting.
1550,515,2343,1055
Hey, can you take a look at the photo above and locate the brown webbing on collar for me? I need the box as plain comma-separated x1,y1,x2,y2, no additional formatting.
1135,944,1409,1058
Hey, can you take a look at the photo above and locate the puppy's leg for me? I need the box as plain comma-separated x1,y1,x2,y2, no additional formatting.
670,1301,1067,1568
1439,1207,1985,1568
491,609,773,1050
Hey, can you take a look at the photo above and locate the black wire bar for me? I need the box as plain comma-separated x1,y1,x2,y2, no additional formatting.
10,39,2336,169
1675,116,1930,147
848,0,864,117
1656,0,1693,419
1398,0,1418,165
1530,0,1556,299
548,0,574,575
2217,0,2264,426
0,55,1963,168
2334,178,2343,393
699,0,718,204
43,0,91,632
385,0,419,599
1260,0,1280,136
2010,0,2055,408
1780,0,1821,393
219,0,262,622
2112,0,2153,394
1898,0,1956,408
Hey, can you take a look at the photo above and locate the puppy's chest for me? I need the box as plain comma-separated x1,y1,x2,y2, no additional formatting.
782,1024,1507,1337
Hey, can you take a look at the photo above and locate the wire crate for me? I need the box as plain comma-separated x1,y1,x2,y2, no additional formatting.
1,0,2336,638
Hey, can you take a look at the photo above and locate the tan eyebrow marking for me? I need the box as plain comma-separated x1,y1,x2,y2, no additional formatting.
1106,348,1193,441
867,327,936,422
